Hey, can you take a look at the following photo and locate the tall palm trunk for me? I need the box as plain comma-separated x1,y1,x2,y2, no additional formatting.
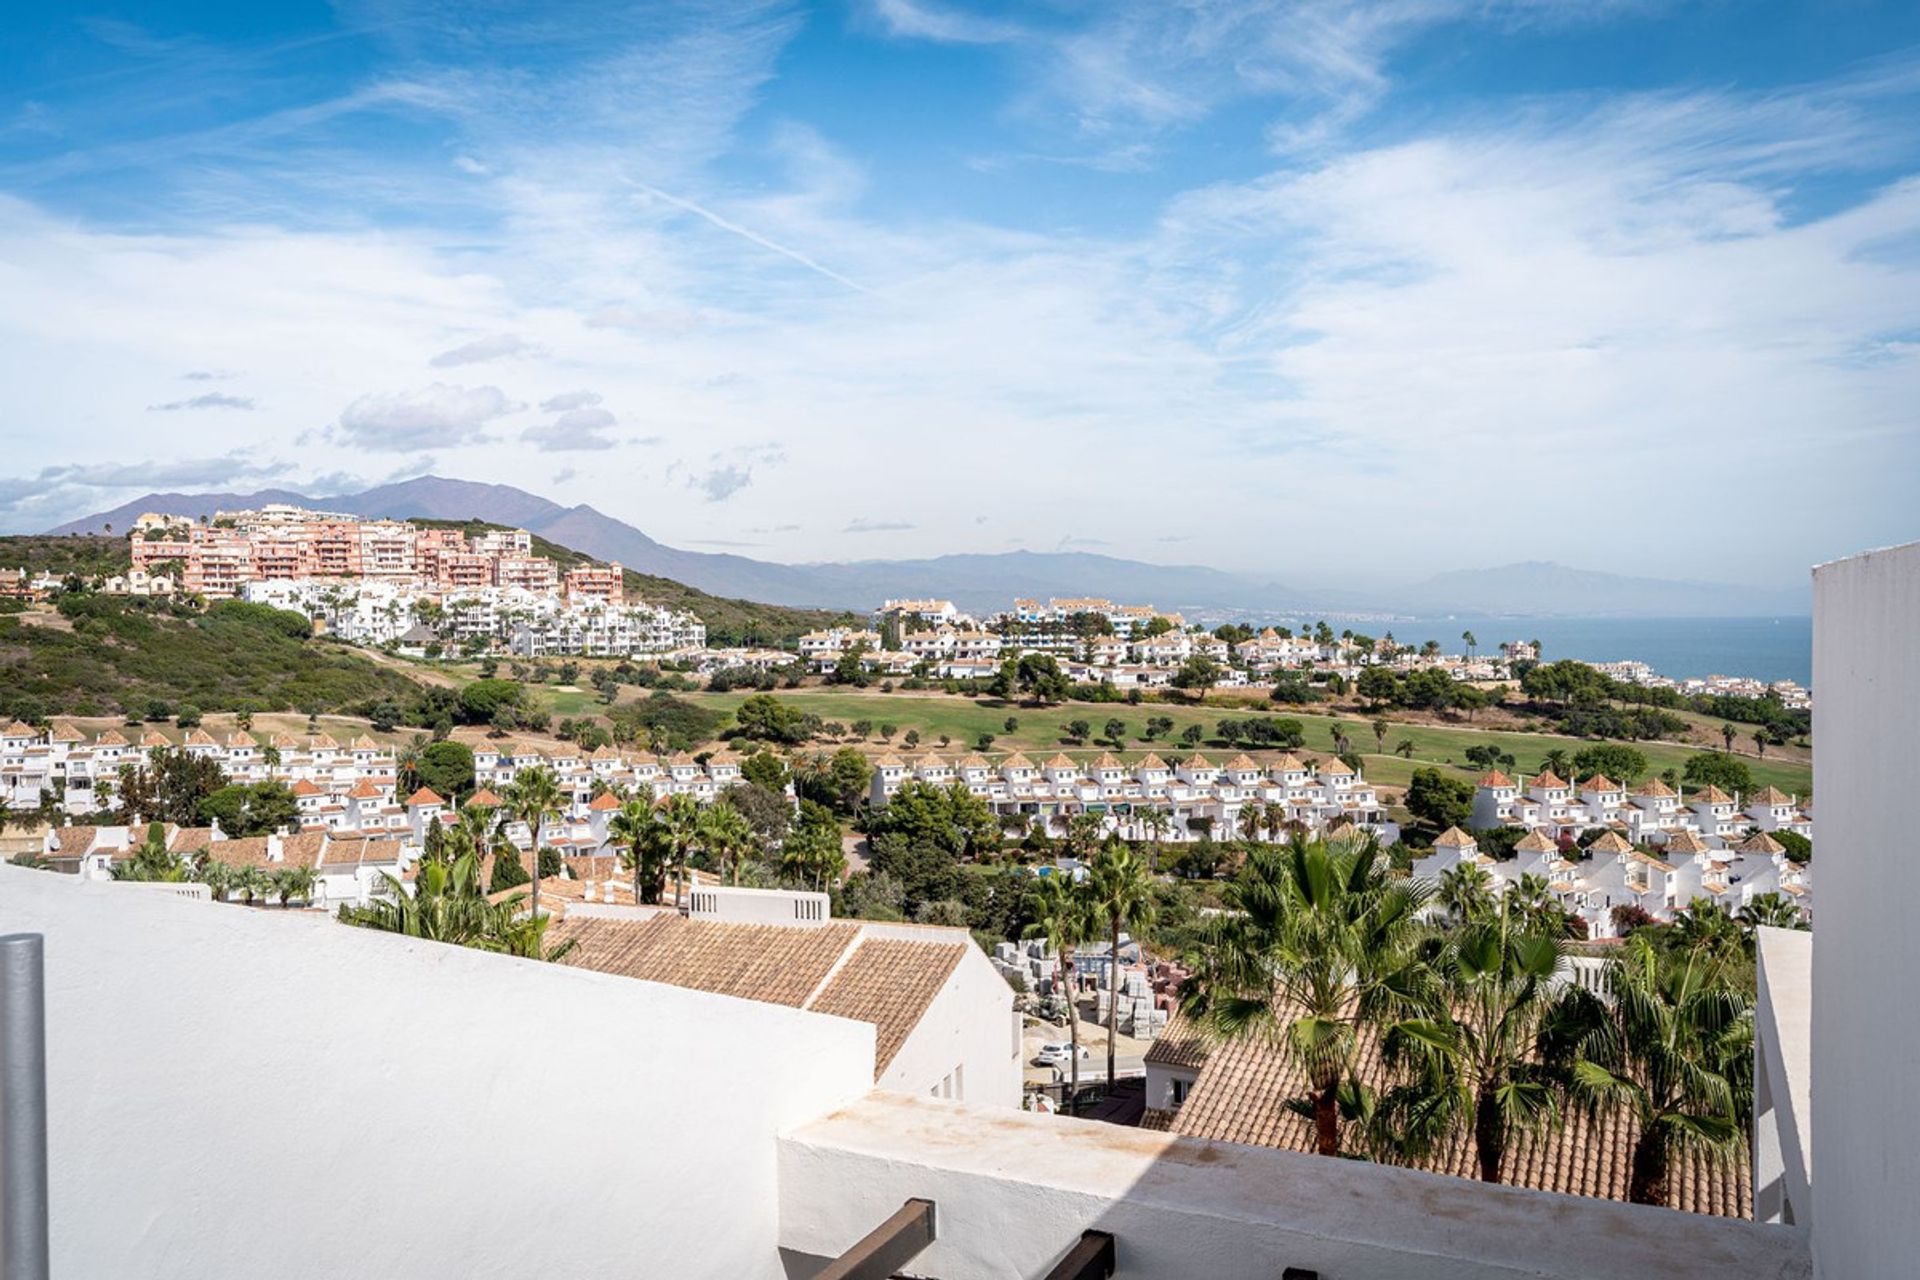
1106,915,1121,1088
1628,1130,1669,1206
1473,1087,1507,1183
1312,1076,1341,1157
529,819,541,921
1066,957,1081,1113
632,855,642,906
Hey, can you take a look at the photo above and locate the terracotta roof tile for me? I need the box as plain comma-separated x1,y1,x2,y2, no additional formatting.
810,938,964,1076
1162,1008,1749,1218
550,915,861,1008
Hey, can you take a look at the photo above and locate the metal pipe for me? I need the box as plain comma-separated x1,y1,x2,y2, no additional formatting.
1,932,50,1280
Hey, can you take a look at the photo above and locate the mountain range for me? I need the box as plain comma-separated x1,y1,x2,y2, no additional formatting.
52,476,1809,619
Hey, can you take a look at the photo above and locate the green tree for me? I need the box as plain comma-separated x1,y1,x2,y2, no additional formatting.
1371,716,1390,753
1682,752,1754,795
734,694,814,744
416,740,476,801
1571,744,1648,784
610,798,666,904
697,799,756,885
1356,667,1399,711
1025,873,1096,1107
1182,838,1431,1157
1381,908,1578,1182
1172,656,1221,702
503,766,564,921
1404,768,1475,832
199,781,299,837
110,821,191,882
1085,840,1157,1089
656,792,703,907
1555,939,1753,1206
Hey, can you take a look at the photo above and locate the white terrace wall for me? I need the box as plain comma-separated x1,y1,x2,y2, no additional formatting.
1810,541,1920,1277
0,867,874,1280
780,1094,1810,1280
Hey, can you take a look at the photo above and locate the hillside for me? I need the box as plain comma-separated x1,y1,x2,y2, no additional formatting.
0,533,131,580
0,595,423,722
410,518,856,646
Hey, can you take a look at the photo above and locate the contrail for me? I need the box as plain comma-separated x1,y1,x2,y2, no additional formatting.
631,182,869,294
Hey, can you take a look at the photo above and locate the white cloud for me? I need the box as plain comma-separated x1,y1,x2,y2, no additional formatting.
428,333,540,367
523,406,619,451
539,389,603,412
148,391,256,411
336,383,521,451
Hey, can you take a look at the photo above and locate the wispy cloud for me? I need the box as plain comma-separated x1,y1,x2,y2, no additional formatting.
429,333,541,367
692,464,753,502
523,406,619,451
844,517,915,533
148,392,256,411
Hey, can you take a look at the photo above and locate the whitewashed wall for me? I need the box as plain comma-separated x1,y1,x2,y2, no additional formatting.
1810,542,1920,1277
780,1094,1809,1280
0,867,873,1280
881,941,1023,1107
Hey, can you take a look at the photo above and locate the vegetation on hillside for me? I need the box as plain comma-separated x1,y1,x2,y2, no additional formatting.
0,593,422,721
0,533,131,580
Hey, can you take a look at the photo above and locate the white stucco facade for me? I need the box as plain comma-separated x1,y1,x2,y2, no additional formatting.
1807,541,1920,1278
0,866,874,1280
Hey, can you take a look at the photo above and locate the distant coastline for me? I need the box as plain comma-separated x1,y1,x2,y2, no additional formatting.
1355,614,1814,687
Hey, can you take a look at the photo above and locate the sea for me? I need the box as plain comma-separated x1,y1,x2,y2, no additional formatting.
1366,616,1813,687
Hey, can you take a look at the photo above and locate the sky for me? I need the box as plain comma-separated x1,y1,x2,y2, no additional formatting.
1,0,1917,590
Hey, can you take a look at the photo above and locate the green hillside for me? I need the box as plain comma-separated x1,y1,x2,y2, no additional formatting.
0,594,422,722
0,533,131,579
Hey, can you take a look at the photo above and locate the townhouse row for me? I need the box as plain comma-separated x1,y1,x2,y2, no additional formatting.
1470,768,1813,845
1414,824,1812,939
869,749,1397,845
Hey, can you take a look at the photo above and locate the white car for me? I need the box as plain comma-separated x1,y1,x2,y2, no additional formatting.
1032,1042,1090,1068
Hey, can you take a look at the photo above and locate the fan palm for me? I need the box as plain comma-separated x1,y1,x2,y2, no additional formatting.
1436,862,1496,925
111,822,189,882
1085,839,1157,1089
504,767,565,920
697,801,756,886
656,792,703,907
1551,937,1753,1206
1737,892,1806,932
1380,905,1578,1182
1025,873,1096,1109
1181,836,1432,1157
609,798,664,903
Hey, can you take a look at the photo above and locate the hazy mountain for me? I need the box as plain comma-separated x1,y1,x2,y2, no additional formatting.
52,478,1806,617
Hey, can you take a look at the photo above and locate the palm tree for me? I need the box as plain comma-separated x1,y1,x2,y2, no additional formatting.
1436,862,1495,925
1372,717,1390,753
1085,839,1157,1090
697,801,755,886
1381,907,1577,1182
1720,723,1736,753
342,849,569,959
1462,631,1477,660
1394,739,1416,759
1063,810,1105,861
235,865,268,906
1541,749,1571,778
1751,729,1768,759
397,734,429,793
656,792,703,907
111,822,189,882
1181,837,1431,1157
1136,805,1172,860
196,858,238,901
270,865,317,907
504,766,565,921
1553,938,1753,1206
1737,892,1806,932
609,797,663,903
1025,873,1095,1110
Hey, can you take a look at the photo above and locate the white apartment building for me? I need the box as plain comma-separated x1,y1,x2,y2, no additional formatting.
1469,768,1813,846
508,597,705,658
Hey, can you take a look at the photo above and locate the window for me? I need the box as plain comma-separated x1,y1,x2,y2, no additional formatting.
1171,1078,1191,1107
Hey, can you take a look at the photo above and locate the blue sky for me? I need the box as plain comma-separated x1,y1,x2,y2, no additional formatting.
2,1,1917,588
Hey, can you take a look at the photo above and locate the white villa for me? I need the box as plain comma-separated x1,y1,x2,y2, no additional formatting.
869,749,1394,845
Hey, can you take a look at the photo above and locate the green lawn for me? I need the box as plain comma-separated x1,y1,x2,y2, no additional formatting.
677,687,1813,797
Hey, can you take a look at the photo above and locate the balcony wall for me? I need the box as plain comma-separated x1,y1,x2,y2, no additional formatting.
778,1093,1809,1280
0,865,875,1280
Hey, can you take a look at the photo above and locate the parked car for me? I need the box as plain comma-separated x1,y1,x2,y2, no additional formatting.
1032,1041,1090,1068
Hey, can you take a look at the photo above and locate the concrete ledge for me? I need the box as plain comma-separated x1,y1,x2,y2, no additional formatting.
779,1093,1811,1280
